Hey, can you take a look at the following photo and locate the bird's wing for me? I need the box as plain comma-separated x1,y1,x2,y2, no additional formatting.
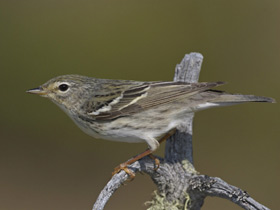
86,81,225,120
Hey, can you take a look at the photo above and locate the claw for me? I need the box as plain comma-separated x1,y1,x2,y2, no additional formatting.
149,154,160,170
112,163,136,181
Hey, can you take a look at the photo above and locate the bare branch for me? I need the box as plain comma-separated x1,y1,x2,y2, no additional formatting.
92,158,162,210
92,53,270,210
166,53,203,164
188,175,270,210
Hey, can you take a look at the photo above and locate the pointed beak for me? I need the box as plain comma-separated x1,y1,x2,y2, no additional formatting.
26,87,47,96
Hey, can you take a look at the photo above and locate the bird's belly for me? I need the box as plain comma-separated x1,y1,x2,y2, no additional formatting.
70,105,192,144
73,117,147,143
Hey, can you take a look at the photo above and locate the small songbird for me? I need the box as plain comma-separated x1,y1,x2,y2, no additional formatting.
27,75,275,175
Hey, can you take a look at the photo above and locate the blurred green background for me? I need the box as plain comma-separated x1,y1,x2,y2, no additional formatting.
1,0,279,209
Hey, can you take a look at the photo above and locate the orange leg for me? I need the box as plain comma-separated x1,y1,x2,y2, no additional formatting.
112,128,176,179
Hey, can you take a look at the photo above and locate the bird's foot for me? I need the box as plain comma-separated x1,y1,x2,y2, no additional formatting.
112,149,153,180
149,154,160,170
112,162,136,181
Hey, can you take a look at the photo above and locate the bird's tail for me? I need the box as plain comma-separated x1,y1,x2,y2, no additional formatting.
207,90,275,106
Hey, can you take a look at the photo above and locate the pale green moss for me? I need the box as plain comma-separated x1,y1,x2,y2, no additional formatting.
181,159,198,175
146,191,191,210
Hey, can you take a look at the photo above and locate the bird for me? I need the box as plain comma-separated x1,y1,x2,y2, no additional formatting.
27,75,275,176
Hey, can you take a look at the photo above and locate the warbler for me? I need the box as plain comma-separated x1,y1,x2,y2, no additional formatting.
27,75,274,175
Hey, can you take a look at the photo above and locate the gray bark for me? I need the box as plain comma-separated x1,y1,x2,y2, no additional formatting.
92,53,270,210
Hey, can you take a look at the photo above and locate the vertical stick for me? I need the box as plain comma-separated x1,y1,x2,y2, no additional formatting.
165,53,203,164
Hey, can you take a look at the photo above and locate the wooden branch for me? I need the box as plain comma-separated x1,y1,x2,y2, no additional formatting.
165,53,203,165
188,175,270,210
92,53,270,210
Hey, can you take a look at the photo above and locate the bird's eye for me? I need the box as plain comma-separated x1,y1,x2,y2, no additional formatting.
58,84,69,92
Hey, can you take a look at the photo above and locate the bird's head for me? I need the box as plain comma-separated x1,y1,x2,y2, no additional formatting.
27,75,92,111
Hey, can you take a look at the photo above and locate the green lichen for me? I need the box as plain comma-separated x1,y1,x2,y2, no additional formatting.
146,191,191,210
181,159,198,175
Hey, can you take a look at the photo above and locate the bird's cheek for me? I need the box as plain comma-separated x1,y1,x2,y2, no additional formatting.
47,93,60,102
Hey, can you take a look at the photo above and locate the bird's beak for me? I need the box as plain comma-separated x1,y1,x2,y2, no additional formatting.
26,87,48,96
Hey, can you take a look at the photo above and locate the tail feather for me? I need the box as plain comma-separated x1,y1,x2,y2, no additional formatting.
194,89,275,111
210,92,275,104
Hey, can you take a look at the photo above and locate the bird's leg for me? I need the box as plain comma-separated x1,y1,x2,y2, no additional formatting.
112,128,177,179
112,149,152,180
158,128,177,144
149,128,177,170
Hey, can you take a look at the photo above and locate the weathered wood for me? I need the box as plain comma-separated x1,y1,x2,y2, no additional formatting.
92,53,270,210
